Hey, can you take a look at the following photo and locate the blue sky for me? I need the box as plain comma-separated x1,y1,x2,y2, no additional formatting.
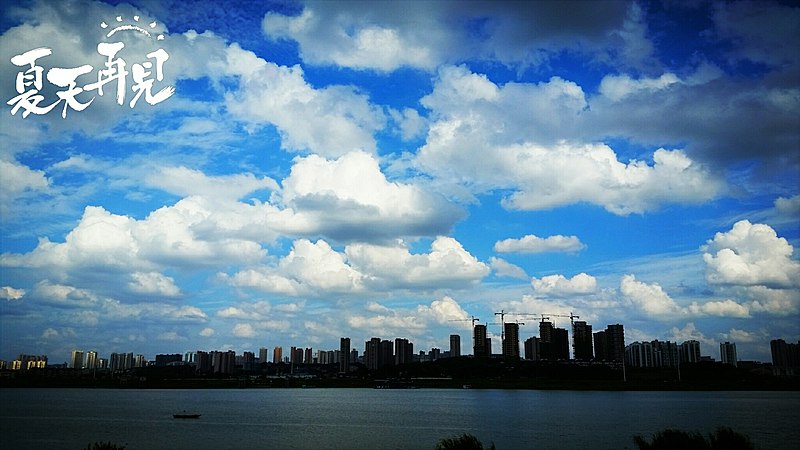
1,0,798,364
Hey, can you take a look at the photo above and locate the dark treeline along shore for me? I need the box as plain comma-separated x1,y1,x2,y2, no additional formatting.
2,357,798,390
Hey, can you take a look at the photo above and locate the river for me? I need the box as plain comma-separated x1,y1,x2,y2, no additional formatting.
0,388,797,449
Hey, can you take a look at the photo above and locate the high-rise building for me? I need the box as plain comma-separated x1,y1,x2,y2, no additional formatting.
502,322,520,360
340,338,351,373
70,350,84,369
365,337,381,370
85,351,98,369
13,354,47,370
380,340,394,367
680,340,701,363
539,321,569,360
572,321,593,360
134,354,146,368
474,324,489,357
770,339,800,376
650,340,680,368
720,342,738,367
212,350,235,374
593,324,625,362
449,334,461,358
304,348,313,365
395,338,413,365
259,347,269,365
524,337,540,361
242,351,256,371
273,347,283,364
290,347,304,364
195,351,211,373
626,341,655,367
110,352,134,372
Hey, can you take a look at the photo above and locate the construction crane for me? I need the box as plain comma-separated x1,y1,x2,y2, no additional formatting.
569,311,580,325
494,310,507,341
448,315,480,328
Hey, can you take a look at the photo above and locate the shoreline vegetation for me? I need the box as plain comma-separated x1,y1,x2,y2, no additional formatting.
2,357,797,390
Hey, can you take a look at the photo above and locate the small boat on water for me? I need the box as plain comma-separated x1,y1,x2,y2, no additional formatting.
173,412,201,419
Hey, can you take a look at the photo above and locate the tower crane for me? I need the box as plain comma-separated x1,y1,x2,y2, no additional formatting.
494,310,507,341
447,315,480,328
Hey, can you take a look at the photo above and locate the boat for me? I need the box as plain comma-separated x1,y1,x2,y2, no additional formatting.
173,412,201,419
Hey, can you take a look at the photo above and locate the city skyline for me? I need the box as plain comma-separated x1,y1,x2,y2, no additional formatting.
1,0,798,364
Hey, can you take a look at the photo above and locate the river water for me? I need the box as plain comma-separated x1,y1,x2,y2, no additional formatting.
0,388,797,449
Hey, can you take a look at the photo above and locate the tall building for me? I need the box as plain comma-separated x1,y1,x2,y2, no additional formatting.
242,351,256,371
680,340,701,363
85,351,98,369
449,334,461,358
474,324,490,357
770,339,800,376
539,321,569,360
304,348,313,364
572,321,593,360
110,352,134,372
593,324,625,362
290,347,304,364
502,322,520,360
339,338,351,373
70,350,84,369
273,346,283,364
626,341,655,367
651,340,680,368
720,342,738,367
395,338,413,365
155,354,182,366
365,337,381,370
379,340,394,367
259,347,269,365
524,337,540,361
13,354,47,371
212,350,235,374
195,351,211,374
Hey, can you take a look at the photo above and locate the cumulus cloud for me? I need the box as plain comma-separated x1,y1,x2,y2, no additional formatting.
775,195,800,217
687,299,750,318
702,220,800,289
415,66,722,215
146,167,278,201
275,151,464,242
232,323,256,338
1,286,26,301
488,257,528,280
127,272,181,297
599,73,681,102
495,234,585,254
346,236,489,290
0,160,50,215
531,273,597,297
262,1,633,71
199,327,215,337
620,274,681,317
669,322,716,348
226,236,488,295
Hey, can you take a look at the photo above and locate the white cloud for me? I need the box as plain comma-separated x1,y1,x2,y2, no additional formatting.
222,45,385,157
199,327,215,337
669,322,716,348
261,1,633,71
127,272,181,297
702,220,800,289
531,273,597,296
775,195,800,217
275,151,463,242
416,296,470,324
599,73,681,102
146,167,278,201
216,301,272,320
488,257,528,280
0,160,50,216
233,323,256,338
1,286,26,301
415,66,722,215
620,274,681,317
687,299,750,318
227,236,488,295
346,236,489,290
157,331,186,341
495,234,585,254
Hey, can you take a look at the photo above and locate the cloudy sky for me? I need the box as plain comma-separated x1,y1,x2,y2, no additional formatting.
1,0,797,364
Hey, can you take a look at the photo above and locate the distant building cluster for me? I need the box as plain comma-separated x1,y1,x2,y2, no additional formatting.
1,322,798,380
